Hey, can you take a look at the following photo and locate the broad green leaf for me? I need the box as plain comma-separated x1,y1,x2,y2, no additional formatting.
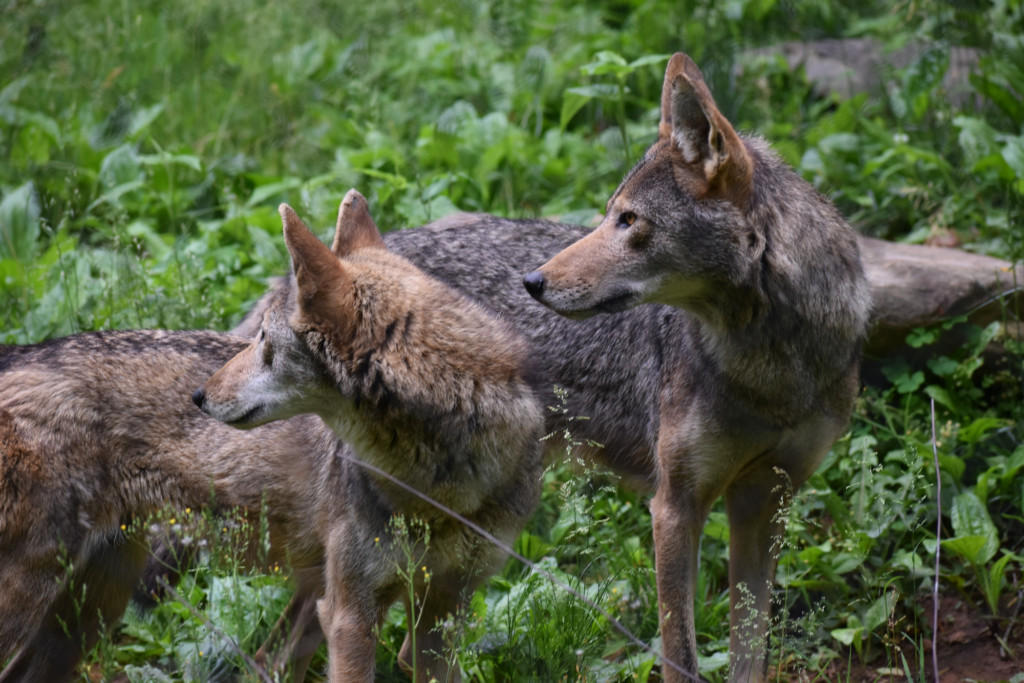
0,182,40,262
971,73,1024,124
0,75,31,107
863,593,895,634
581,51,628,77
126,221,171,260
560,90,592,131
566,84,621,100
959,416,1004,445
99,144,142,188
128,102,166,139
953,115,999,166
830,627,863,646
1000,445,1024,489
985,552,1012,614
924,385,956,412
818,133,862,154
949,491,999,563
1002,136,1024,178
895,371,924,394
513,533,551,562
87,180,145,211
138,151,202,172
938,454,965,481
941,535,989,564
246,178,303,208
926,356,957,377
628,54,671,69
703,512,730,542
832,552,863,574
353,168,408,190
906,327,939,348
892,550,933,576
970,321,1002,358
697,651,729,674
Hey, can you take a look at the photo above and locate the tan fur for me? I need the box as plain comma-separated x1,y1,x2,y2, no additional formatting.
198,191,544,683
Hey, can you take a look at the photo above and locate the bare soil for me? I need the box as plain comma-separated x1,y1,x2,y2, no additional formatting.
815,594,1024,683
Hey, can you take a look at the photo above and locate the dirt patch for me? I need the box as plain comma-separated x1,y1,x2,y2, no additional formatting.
814,594,1023,683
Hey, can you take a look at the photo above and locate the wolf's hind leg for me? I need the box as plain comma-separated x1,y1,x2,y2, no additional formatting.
0,544,62,669
725,462,793,683
650,479,716,683
0,530,148,683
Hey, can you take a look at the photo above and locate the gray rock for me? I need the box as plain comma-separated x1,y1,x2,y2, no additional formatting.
740,39,980,101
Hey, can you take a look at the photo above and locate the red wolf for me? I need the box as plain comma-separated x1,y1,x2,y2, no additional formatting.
195,192,544,682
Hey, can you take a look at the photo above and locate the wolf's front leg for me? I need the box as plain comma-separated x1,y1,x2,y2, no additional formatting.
724,462,792,683
320,536,386,683
318,591,379,683
650,480,714,683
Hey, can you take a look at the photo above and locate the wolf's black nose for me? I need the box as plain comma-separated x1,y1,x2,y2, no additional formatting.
191,388,205,409
523,271,546,299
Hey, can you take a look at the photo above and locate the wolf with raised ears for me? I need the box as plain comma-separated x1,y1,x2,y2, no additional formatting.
521,53,870,681
197,191,545,682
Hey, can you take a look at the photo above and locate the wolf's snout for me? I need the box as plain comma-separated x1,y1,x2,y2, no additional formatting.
191,387,206,409
522,271,546,300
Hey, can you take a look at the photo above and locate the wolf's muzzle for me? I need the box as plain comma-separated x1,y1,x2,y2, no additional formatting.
191,387,205,409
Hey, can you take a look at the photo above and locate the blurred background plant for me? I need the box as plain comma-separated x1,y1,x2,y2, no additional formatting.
2,0,1023,680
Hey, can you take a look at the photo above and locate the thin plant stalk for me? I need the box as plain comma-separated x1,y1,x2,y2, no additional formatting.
930,397,940,683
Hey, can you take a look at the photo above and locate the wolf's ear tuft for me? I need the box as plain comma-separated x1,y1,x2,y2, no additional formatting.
659,53,752,206
331,189,386,257
280,204,352,322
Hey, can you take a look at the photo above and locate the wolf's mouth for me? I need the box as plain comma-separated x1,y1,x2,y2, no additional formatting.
594,291,637,313
227,404,264,426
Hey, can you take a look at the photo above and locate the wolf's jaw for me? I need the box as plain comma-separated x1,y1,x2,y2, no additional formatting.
226,404,265,427
545,290,641,319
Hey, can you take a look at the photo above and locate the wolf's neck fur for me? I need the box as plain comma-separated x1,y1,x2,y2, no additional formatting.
302,258,541,512
691,140,870,422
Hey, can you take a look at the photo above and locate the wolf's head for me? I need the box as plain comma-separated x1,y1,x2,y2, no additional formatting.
192,190,383,429
523,53,761,322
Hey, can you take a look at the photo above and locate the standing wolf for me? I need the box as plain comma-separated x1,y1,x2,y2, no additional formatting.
195,192,544,683
233,53,867,681
517,53,870,681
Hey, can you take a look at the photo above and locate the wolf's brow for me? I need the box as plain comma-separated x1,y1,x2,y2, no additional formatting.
337,450,700,682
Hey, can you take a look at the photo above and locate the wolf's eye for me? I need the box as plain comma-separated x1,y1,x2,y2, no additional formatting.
618,212,637,228
259,328,266,342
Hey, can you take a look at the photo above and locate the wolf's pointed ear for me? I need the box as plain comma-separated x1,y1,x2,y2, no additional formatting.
659,53,752,206
331,189,385,257
280,204,352,323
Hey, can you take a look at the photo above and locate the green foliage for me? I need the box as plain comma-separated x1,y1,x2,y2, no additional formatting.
2,0,1024,680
